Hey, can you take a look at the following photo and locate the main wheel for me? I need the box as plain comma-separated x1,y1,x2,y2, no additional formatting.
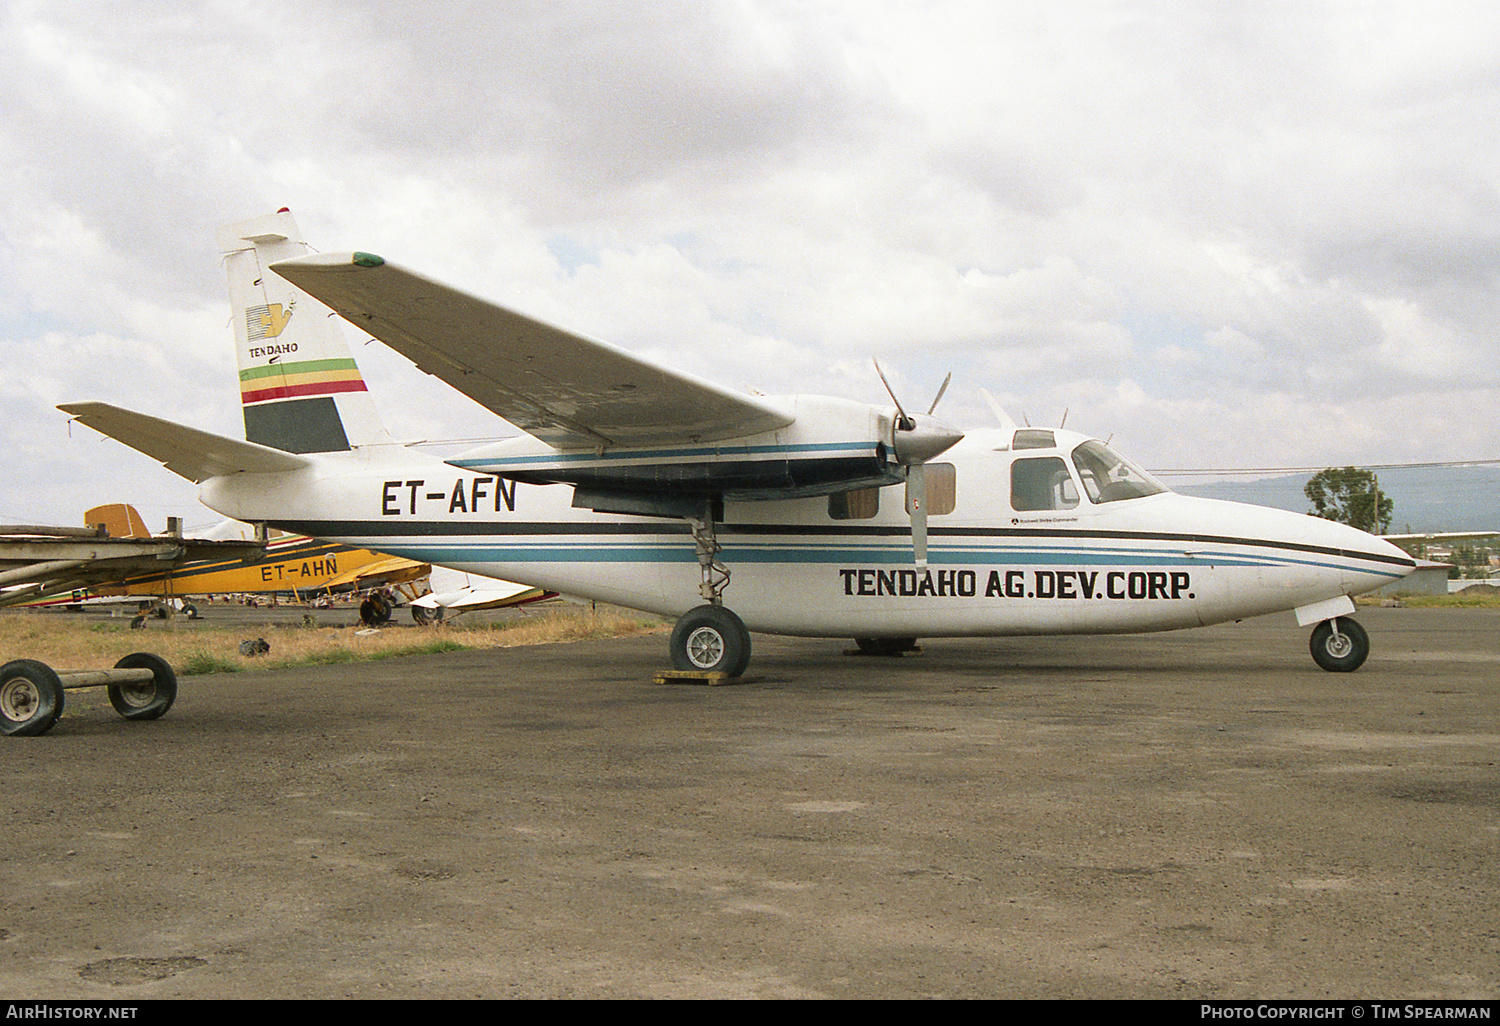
1309,617,1369,673
107,652,178,720
1,660,65,736
854,637,918,656
670,605,752,677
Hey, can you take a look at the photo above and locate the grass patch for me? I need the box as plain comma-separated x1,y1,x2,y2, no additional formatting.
1388,592,1500,609
180,650,243,675
0,604,666,677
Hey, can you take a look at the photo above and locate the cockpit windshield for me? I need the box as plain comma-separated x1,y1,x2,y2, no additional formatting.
1070,440,1169,504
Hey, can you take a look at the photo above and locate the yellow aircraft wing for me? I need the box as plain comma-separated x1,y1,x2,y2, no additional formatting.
323,556,431,591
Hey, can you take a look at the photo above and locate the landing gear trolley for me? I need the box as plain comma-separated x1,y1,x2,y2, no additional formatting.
1,652,178,737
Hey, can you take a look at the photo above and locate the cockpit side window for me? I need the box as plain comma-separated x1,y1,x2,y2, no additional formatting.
1070,440,1168,504
1011,457,1079,512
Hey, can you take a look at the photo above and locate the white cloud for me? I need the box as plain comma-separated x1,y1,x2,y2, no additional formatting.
1,0,1497,527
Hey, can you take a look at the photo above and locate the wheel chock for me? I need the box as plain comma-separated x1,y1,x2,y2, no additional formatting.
652,669,740,686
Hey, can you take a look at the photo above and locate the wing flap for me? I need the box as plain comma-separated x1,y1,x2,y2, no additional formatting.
268,253,793,450
58,402,312,481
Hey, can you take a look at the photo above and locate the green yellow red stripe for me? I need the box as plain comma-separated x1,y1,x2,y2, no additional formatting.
240,358,367,404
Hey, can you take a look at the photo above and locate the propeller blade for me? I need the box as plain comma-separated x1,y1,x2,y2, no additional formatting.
907,462,928,567
926,372,952,416
873,359,914,430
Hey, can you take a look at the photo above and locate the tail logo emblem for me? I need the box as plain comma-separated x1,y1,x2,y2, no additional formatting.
247,303,293,340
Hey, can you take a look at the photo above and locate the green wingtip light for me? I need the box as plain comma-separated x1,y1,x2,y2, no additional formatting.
352,252,386,267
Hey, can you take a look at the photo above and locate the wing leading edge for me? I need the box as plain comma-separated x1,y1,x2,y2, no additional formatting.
268,253,794,451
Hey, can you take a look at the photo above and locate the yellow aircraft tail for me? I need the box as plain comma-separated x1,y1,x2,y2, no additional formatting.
84,503,150,539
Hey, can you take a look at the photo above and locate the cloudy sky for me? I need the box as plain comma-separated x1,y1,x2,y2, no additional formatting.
3,0,1497,531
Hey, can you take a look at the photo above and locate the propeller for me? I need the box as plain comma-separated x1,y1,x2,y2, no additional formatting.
874,362,964,566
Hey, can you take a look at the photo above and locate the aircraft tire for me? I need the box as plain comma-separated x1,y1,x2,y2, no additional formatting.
1,659,65,737
360,594,393,626
1309,617,1369,673
107,652,178,721
854,637,918,656
411,604,444,625
670,605,751,678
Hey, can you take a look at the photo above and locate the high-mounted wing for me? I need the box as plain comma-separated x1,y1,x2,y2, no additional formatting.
268,253,793,450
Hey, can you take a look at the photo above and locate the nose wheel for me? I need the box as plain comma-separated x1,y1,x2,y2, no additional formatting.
1309,616,1369,672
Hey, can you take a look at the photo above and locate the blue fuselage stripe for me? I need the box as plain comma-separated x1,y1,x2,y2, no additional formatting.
278,528,1409,580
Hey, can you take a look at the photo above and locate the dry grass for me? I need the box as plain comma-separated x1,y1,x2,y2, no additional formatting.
1358,590,1500,609
0,605,667,676
1393,591,1500,608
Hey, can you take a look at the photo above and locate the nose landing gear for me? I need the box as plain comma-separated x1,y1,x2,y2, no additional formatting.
1310,616,1369,672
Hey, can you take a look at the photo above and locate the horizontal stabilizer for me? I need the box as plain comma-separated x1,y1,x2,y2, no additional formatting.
269,253,794,450
411,580,553,612
58,402,312,481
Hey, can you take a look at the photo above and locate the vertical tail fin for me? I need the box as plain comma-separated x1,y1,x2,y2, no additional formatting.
84,503,150,538
219,209,393,453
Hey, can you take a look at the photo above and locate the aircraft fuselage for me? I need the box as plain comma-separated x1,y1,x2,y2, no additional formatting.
200,424,1414,640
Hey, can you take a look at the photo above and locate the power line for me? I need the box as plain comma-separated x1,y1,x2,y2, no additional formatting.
1151,458,1500,478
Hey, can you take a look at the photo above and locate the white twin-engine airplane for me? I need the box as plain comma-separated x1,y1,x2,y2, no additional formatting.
60,210,1415,678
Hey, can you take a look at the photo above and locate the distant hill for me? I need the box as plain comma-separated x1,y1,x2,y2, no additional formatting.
1168,465,1500,534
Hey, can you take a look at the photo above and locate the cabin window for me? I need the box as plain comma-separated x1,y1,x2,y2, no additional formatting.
908,462,956,516
829,486,880,520
1070,440,1168,504
1011,456,1079,512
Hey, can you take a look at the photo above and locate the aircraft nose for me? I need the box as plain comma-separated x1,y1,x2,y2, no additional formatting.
893,414,964,465
1315,519,1418,592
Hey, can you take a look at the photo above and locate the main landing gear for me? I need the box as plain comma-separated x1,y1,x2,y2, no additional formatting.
1310,616,1370,672
667,509,752,678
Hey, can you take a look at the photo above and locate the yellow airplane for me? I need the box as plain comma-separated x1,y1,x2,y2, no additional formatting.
35,504,430,620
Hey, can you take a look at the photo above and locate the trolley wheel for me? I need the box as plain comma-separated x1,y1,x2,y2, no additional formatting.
1,659,65,737
107,652,178,721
